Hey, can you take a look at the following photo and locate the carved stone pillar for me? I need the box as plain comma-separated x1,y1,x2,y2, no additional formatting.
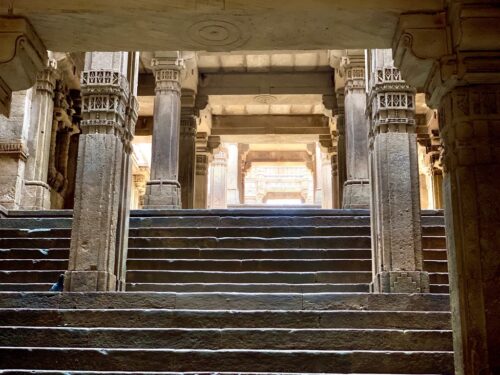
144,52,183,209
334,88,347,206
331,156,340,208
226,142,240,205
21,61,58,209
0,18,47,117
342,52,370,209
314,143,322,204
208,148,227,209
393,4,500,373
368,50,428,293
194,154,210,209
65,52,136,292
0,90,30,209
321,152,333,209
179,114,197,209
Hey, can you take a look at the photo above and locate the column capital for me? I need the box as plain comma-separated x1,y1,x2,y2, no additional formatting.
35,59,58,96
80,70,130,136
0,17,47,116
368,66,417,135
393,4,500,107
180,115,197,137
151,52,184,94
341,51,366,92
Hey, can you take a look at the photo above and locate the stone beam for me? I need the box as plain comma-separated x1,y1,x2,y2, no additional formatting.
1,1,443,52
198,72,334,97
211,115,330,135
0,17,47,117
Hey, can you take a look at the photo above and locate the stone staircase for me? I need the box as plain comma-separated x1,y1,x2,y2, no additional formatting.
0,209,448,293
0,209,453,373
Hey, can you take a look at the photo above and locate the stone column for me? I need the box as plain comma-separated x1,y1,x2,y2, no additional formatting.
393,5,500,372
65,52,136,292
208,148,227,209
342,52,370,209
144,52,183,209
0,90,30,209
0,17,47,117
226,142,240,205
194,154,210,209
331,156,340,208
21,59,58,210
314,143,322,204
367,49,428,293
179,114,197,209
321,152,333,209
334,87,347,206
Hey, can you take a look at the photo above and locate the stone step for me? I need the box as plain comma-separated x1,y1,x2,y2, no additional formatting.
0,372,450,375
126,270,373,284
0,248,69,259
430,284,450,294
429,273,449,285
128,236,372,249
0,326,453,351
126,283,370,293
423,260,449,273
0,283,53,291
0,308,451,329
0,259,68,271
0,293,450,311
0,271,62,283
0,347,454,373
0,238,69,249
422,236,447,249
423,249,448,261
128,248,373,260
126,259,372,272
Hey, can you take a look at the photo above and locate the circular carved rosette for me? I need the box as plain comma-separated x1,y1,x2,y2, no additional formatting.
184,15,251,50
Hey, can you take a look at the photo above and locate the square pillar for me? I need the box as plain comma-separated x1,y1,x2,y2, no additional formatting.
208,147,227,209
194,154,210,209
65,52,137,292
0,90,30,209
367,50,428,293
21,59,58,210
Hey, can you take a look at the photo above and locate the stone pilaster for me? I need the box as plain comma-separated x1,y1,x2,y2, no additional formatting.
179,114,197,209
21,59,58,210
334,89,347,206
208,148,228,209
194,154,210,209
0,18,47,117
0,90,30,209
144,52,183,209
393,3,500,372
341,52,370,208
65,52,135,292
226,142,240,205
321,152,333,209
368,49,428,294
331,155,340,209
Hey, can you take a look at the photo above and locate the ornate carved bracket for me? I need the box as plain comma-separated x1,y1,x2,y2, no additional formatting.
0,17,47,117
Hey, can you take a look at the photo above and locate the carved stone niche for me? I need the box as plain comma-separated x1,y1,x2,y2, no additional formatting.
48,80,81,209
0,18,47,117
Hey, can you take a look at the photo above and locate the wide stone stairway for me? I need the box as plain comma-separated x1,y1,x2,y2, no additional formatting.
0,209,453,373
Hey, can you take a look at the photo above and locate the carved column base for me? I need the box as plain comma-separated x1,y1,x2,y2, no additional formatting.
144,181,181,209
342,179,370,209
22,181,51,210
64,270,117,292
373,271,430,293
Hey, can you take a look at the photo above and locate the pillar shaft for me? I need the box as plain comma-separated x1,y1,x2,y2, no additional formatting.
393,3,500,371
440,84,500,374
194,154,209,209
21,60,58,210
321,152,333,209
65,52,137,292
208,148,227,209
342,53,370,208
179,115,197,208
331,156,340,208
144,52,183,209
226,143,240,205
368,50,428,293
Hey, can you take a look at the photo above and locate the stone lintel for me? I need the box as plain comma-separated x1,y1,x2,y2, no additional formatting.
0,17,47,117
